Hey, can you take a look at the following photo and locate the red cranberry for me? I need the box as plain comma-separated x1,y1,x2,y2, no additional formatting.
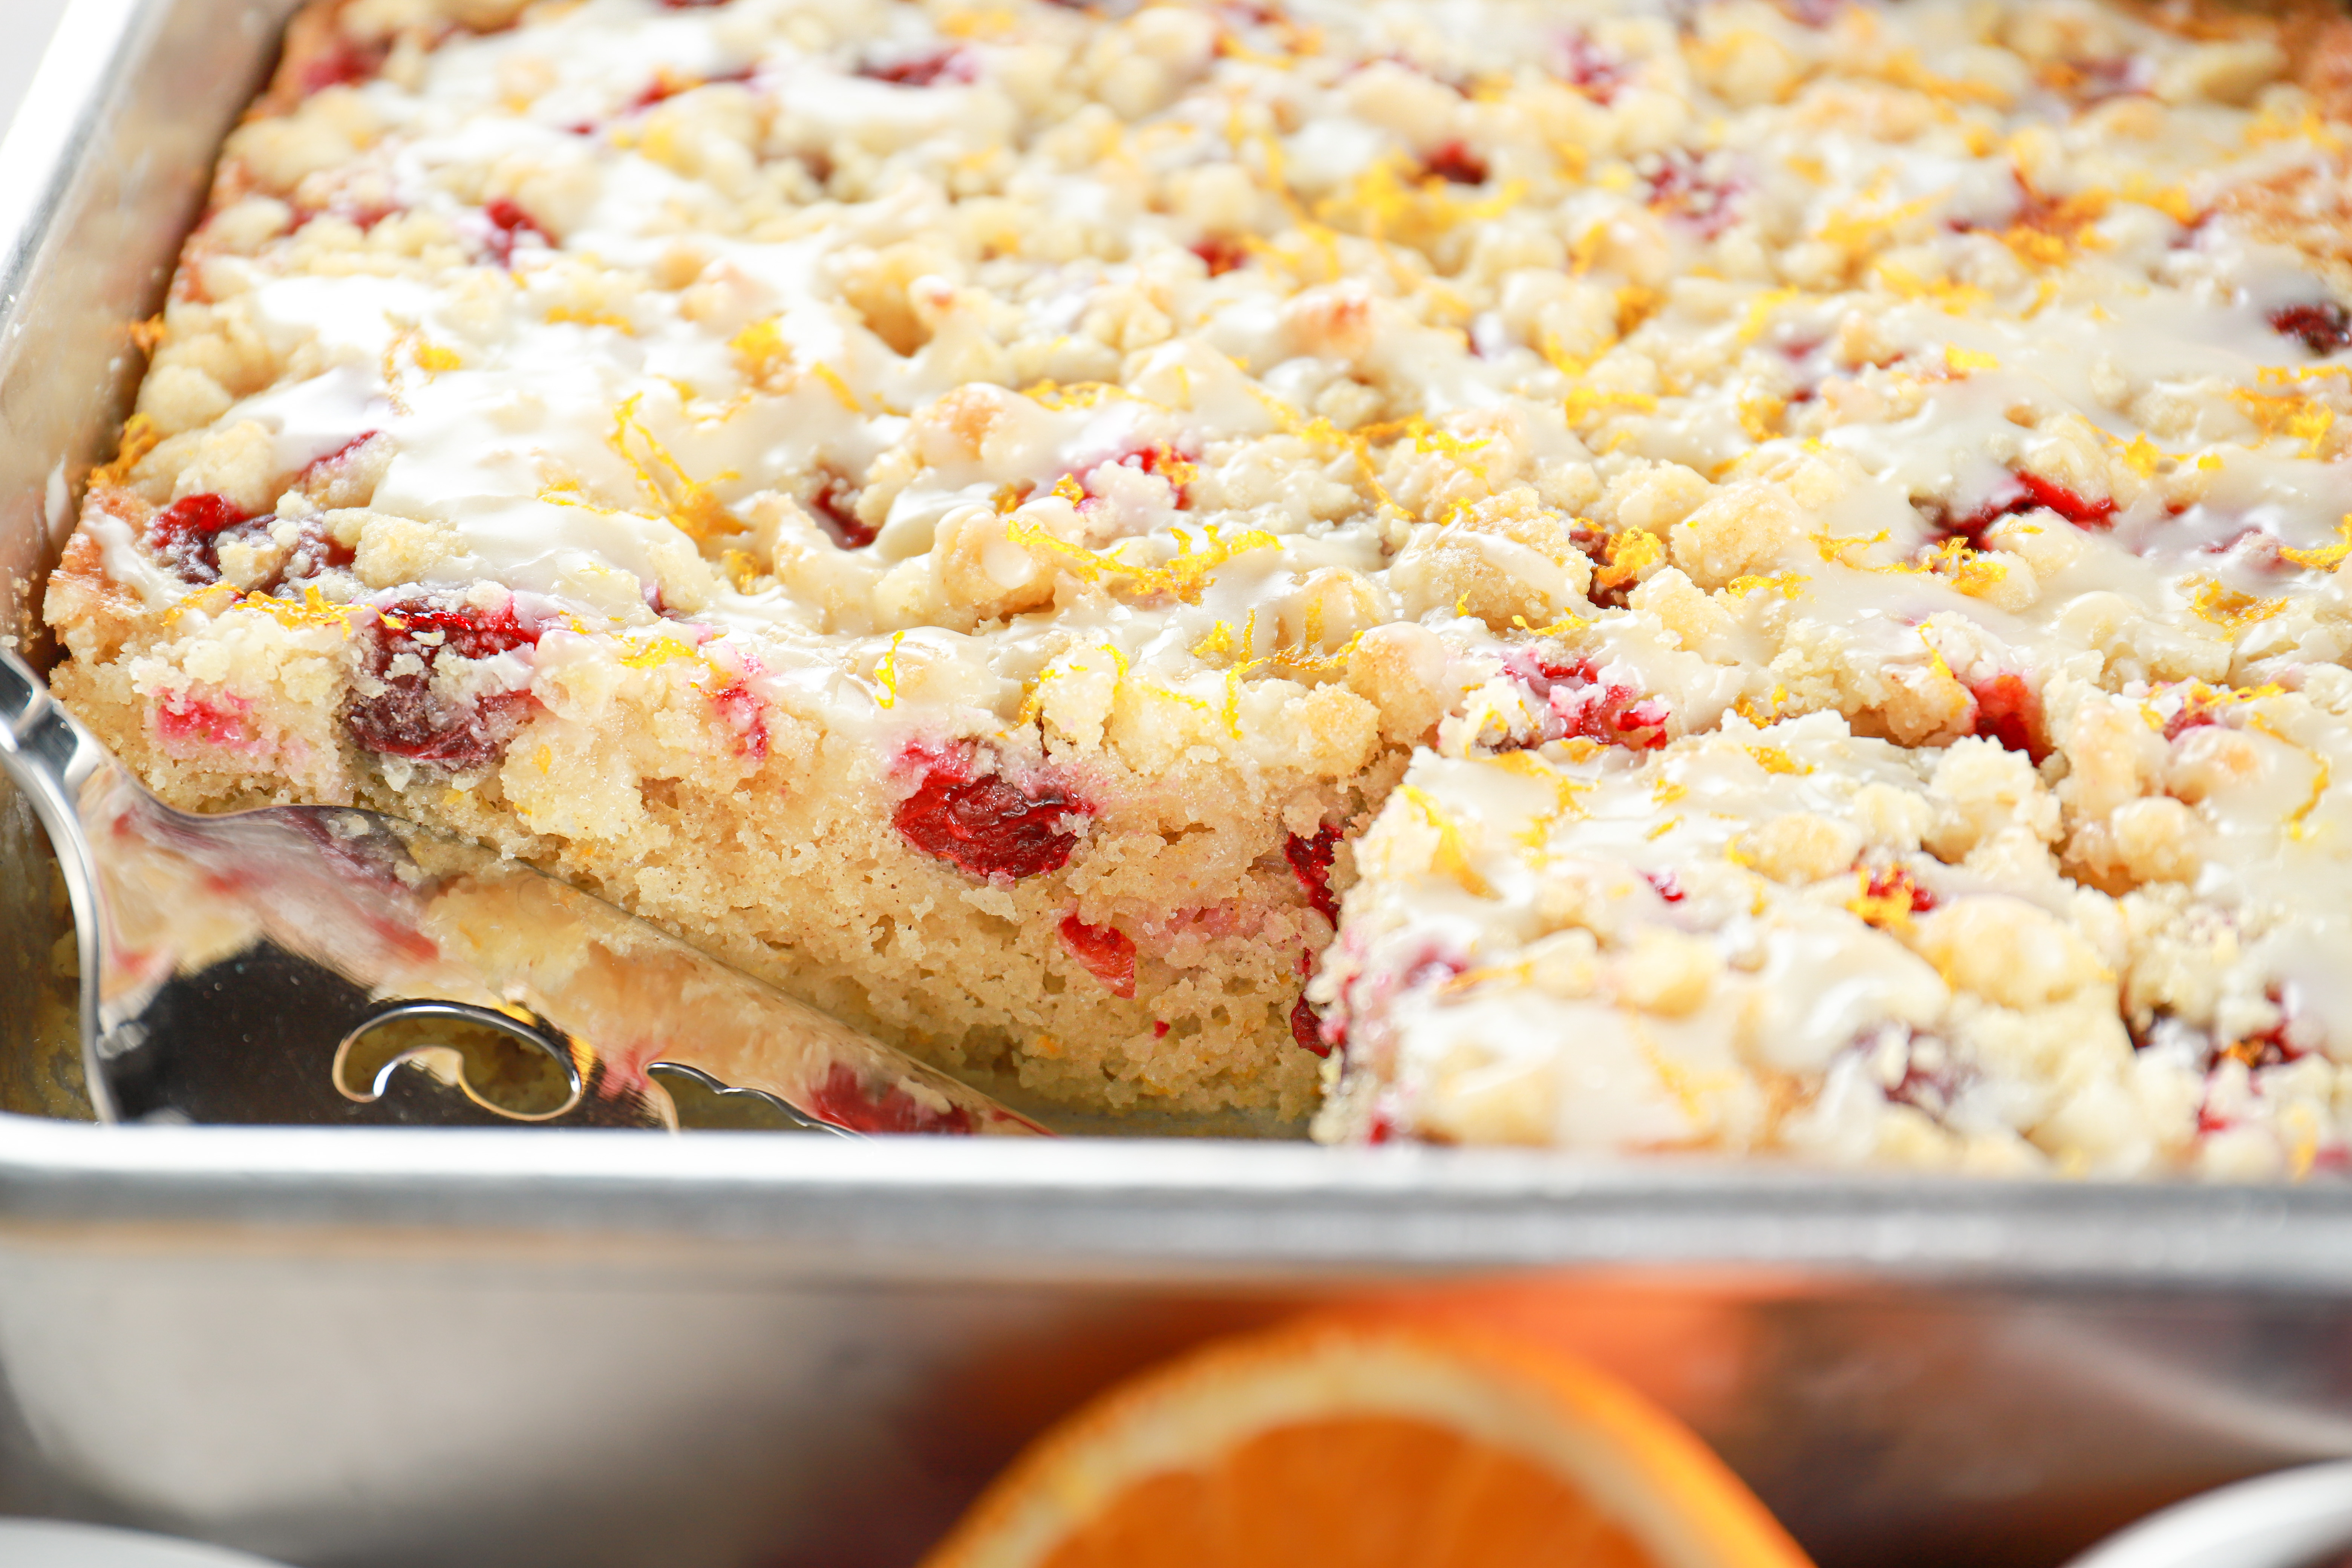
157,692,254,755
1284,825,1342,923
482,198,550,267
1290,994,1331,1056
1421,141,1489,185
2159,687,2223,742
1934,495,2005,545
1191,234,1249,276
893,744,1089,880
297,35,387,96
808,472,875,548
2229,1024,2302,1070
1499,655,1671,752
1118,444,1187,480
1573,684,1670,750
626,63,755,113
1058,914,1136,998
2269,301,2352,356
341,597,541,769
1860,864,1936,916
1935,471,2114,544
1553,33,1623,101
2228,983,2317,1069
300,431,381,484
1643,870,1685,903
1645,150,1743,238
1545,662,1669,750
387,600,536,661
1968,672,2048,764
2164,709,2218,743
1153,1019,1170,1038
2015,472,2117,529
626,77,679,113
859,47,976,87
145,493,255,584
158,490,351,595
1886,1042,1958,1118
805,1062,974,1134
709,681,769,761
1514,653,1592,687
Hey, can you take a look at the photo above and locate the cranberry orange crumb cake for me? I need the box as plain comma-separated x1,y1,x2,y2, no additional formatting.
37,0,2352,1163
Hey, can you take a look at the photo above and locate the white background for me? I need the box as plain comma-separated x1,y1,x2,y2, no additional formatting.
0,0,74,140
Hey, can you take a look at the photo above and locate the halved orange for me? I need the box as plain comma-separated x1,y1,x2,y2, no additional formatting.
920,1318,1815,1568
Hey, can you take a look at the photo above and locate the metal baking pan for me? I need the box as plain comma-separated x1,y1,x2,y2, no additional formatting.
2,0,2351,1564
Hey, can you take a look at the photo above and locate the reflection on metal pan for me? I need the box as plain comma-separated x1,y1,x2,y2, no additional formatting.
0,2,2348,1565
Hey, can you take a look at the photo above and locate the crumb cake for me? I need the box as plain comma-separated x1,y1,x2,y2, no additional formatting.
37,0,2352,1165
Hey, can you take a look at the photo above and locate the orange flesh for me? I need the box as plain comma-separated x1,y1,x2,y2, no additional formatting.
1039,1415,1658,1568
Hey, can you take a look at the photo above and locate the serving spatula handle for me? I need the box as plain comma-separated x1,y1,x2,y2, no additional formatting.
0,650,1047,1137
0,648,122,1122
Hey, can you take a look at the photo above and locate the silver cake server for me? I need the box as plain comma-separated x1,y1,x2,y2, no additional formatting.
0,648,1046,1136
